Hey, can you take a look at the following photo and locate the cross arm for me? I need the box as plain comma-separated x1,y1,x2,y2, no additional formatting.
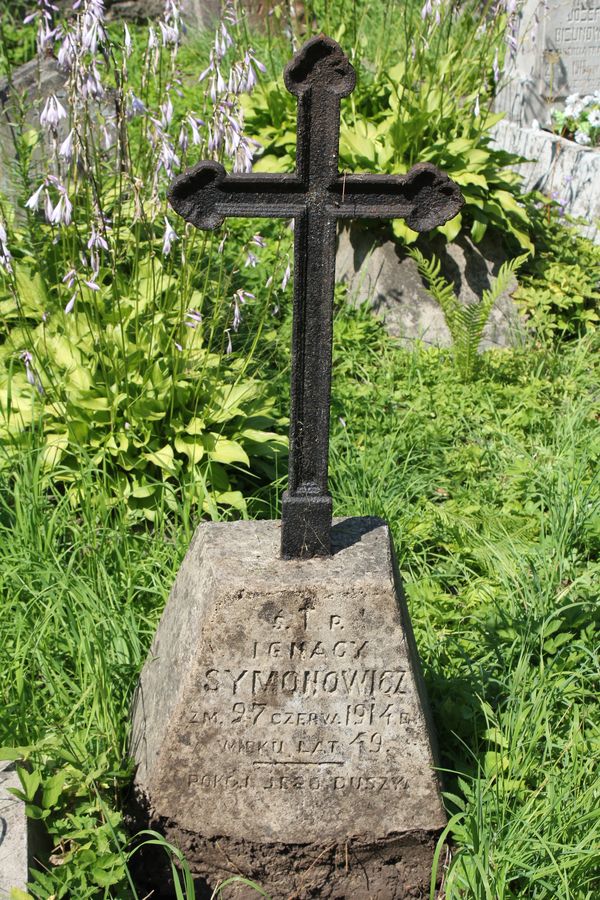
168,161,305,229
327,162,464,231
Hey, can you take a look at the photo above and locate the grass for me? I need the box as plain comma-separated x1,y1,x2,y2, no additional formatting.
325,308,600,896
0,0,599,897
1,302,598,898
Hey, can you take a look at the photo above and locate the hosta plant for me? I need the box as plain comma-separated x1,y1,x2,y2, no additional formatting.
243,0,533,251
0,0,289,520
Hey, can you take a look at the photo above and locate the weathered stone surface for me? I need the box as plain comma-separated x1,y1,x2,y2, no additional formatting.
0,56,69,208
103,0,220,28
496,0,600,127
131,517,445,897
491,119,600,243
0,762,28,899
336,224,524,349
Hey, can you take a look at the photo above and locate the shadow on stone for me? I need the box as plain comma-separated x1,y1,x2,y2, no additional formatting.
336,222,525,350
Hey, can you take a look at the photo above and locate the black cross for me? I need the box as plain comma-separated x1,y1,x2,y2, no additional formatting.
168,35,464,560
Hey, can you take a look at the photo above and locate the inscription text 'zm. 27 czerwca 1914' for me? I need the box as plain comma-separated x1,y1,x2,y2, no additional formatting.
168,35,464,560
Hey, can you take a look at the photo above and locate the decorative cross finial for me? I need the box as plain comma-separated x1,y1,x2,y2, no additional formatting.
168,35,464,560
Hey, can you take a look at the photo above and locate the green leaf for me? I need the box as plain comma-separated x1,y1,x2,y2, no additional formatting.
0,747,31,761
16,767,40,801
144,444,178,475
92,864,123,887
471,217,488,243
437,213,462,242
41,771,66,809
339,130,377,164
392,220,419,244
14,265,48,314
451,172,488,189
175,434,204,464
207,437,250,467
185,416,206,435
74,395,110,411
41,432,69,470
213,490,247,512
130,484,158,499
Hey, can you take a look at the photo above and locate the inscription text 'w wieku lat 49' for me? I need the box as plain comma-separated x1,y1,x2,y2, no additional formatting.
168,34,464,560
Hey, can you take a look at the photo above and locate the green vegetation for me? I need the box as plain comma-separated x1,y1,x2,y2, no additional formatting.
408,248,529,380
244,0,534,249
0,0,598,898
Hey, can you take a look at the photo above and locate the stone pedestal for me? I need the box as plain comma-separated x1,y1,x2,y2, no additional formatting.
131,518,446,898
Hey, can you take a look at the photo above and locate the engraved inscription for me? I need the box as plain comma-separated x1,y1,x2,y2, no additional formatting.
540,0,600,96
183,599,418,809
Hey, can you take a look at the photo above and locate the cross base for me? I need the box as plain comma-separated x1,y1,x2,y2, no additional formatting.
281,490,332,559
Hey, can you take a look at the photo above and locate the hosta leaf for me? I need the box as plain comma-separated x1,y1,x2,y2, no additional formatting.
207,437,250,467
471,218,488,243
67,365,93,391
72,394,110,411
206,382,261,423
437,213,462,242
392,219,419,244
213,490,247,512
130,484,158,499
495,189,529,223
339,131,376,164
451,172,488,189
44,335,80,370
253,153,292,173
144,444,178,475
238,427,285,445
185,416,206,435
42,433,68,469
445,137,476,155
175,434,204,464
14,264,48,314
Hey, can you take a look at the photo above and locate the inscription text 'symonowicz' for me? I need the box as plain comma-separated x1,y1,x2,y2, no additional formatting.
168,35,464,559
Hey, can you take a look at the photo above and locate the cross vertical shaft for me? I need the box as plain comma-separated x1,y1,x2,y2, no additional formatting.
281,67,353,558
166,35,464,561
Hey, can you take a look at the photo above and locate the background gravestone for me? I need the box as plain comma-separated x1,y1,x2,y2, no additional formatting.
492,0,600,243
496,0,600,127
0,57,69,210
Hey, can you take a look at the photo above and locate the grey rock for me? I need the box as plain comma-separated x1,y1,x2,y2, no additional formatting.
495,0,600,128
104,0,167,21
491,119,600,244
131,517,445,898
0,762,28,898
336,223,524,349
0,55,69,208
103,0,242,30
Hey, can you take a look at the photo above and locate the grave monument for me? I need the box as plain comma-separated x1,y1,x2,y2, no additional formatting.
131,36,464,898
492,0,600,244
496,0,600,127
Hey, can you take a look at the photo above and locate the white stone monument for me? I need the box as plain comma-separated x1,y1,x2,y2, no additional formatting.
496,0,600,126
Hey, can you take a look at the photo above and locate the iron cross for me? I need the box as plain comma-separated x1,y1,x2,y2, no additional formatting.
168,35,464,560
